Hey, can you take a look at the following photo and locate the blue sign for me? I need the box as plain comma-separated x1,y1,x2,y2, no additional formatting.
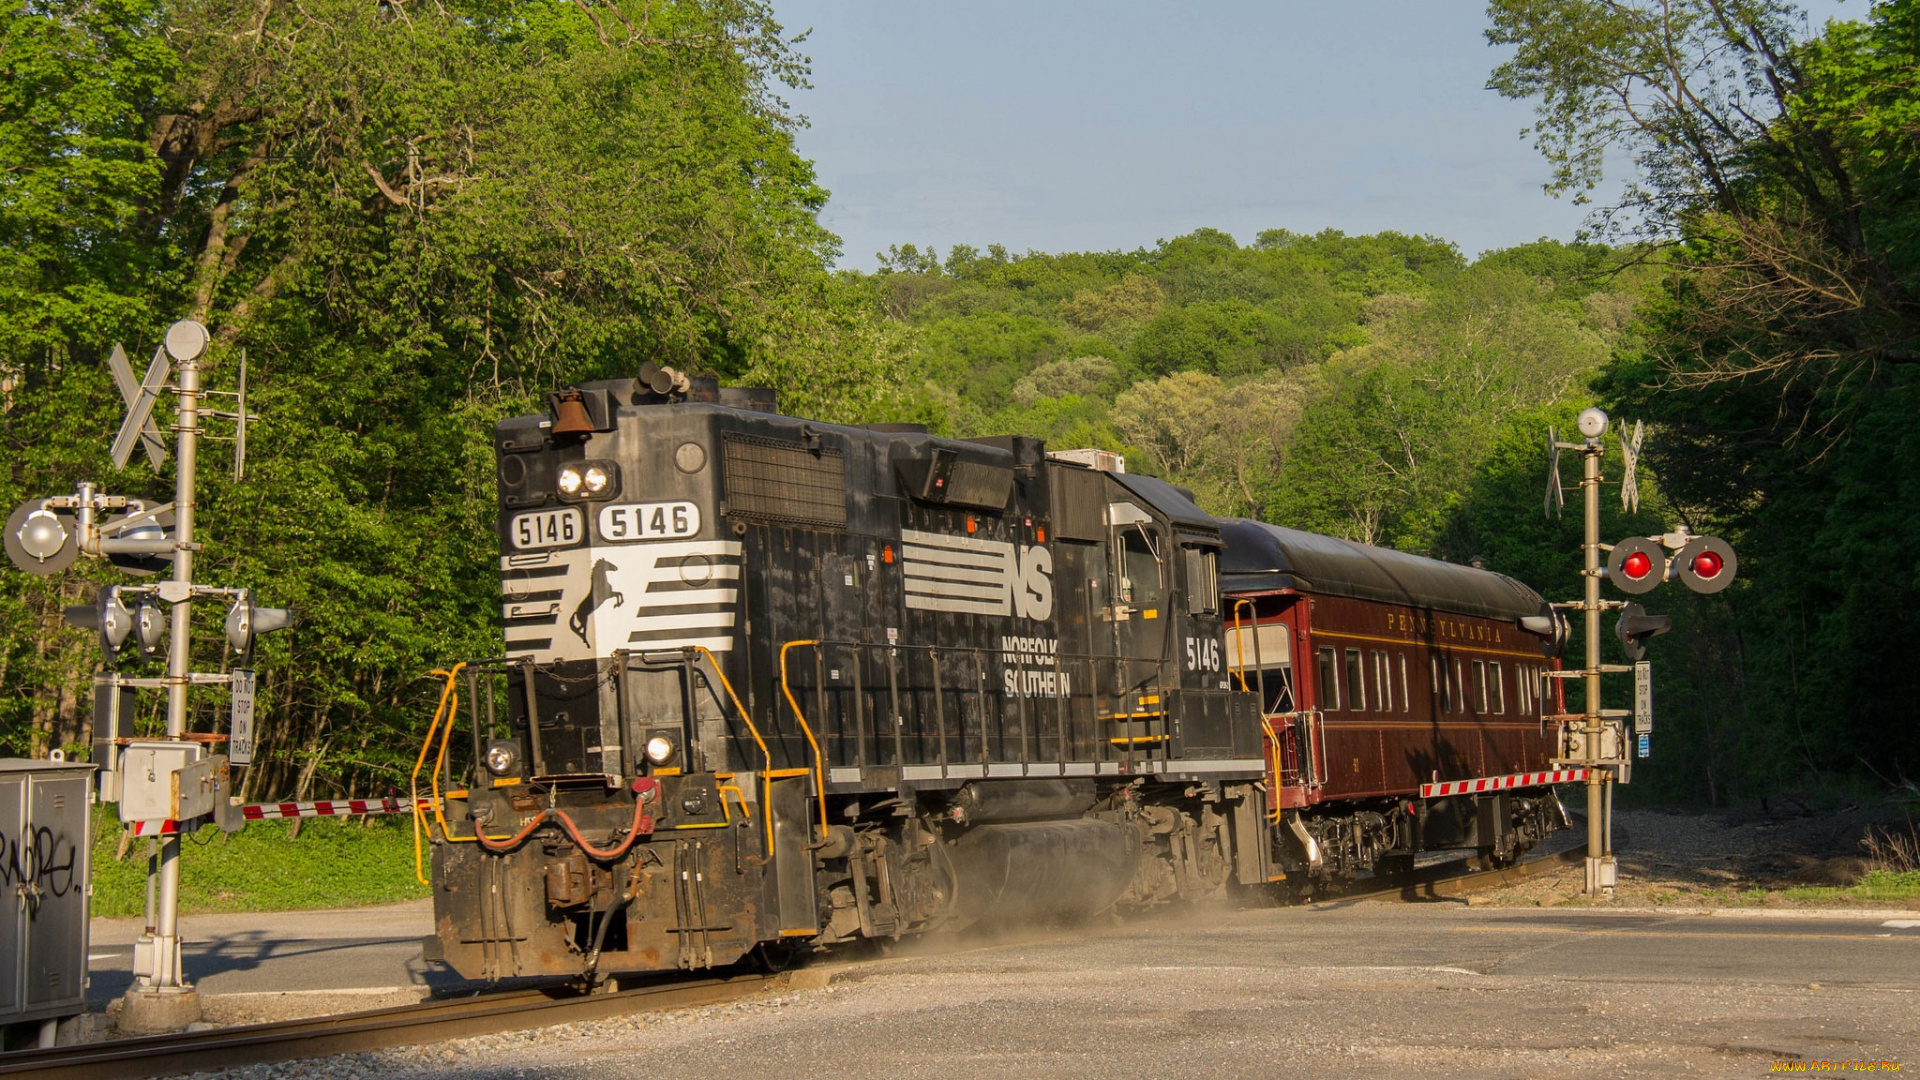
1637,733,1651,758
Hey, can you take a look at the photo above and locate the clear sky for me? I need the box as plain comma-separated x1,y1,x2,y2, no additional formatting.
773,1,1850,271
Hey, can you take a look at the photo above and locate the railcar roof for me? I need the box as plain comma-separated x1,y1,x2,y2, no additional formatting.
1217,518,1545,622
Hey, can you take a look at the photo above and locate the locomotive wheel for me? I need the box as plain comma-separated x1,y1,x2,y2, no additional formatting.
750,940,805,974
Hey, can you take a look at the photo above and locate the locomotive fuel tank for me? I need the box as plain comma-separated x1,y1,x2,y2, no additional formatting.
943,820,1142,931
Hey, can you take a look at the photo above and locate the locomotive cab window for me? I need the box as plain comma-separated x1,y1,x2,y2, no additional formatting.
1317,647,1339,710
1119,527,1163,607
1183,546,1219,614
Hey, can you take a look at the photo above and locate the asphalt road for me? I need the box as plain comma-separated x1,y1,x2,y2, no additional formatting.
86,899,445,1006
390,902,1918,1080
95,898,1920,1078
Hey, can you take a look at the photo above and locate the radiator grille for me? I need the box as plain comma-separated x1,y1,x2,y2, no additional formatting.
722,434,847,528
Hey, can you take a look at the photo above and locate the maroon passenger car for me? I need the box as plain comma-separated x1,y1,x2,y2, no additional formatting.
1217,520,1573,878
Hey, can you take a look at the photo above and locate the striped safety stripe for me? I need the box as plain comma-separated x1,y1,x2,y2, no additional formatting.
126,797,417,836
1419,768,1588,799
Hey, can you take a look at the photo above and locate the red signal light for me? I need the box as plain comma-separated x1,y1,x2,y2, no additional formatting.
1674,536,1737,594
1605,536,1664,595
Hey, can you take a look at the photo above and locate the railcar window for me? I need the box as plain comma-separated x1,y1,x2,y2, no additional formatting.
1428,653,1451,711
1490,661,1506,713
1266,665,1295,714
1120,528,1163,607
1454,659,1466,714
1344,649,1366,711
1183,547,1219,614
1371,650,1392,712
1471,660,1487,712
1399,654,1410,712
1317,647,1339,710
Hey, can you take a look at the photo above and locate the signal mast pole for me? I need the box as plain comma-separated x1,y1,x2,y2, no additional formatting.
1579,426,1613,897
1547,406,1737,899
145,327,202,1019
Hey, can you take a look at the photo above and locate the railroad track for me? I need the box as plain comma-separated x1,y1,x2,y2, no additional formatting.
1316,842,1592,905
0,973,780,1080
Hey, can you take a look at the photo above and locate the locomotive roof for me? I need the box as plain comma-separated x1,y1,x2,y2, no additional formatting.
1216,518,1545,622
1107,472,1219,535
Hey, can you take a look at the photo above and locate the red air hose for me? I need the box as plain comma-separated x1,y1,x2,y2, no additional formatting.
475,777,657,859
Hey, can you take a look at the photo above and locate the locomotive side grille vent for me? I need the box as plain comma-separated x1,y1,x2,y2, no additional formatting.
723,433,848,529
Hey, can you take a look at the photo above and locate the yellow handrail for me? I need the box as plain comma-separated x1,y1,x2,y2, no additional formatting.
690,646,771,774
1258,713,1284,822
778,640,830,839
411,664,465,885
1229,599,1257,693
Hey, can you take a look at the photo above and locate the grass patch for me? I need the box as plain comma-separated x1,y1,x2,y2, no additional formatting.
1772,870,1920,905
90,814,429,917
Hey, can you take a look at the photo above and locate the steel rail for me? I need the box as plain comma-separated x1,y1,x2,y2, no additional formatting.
0,973,779,1080
1312,842,1592,906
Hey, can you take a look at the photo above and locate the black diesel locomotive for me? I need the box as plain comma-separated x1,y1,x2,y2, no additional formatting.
418,367,1570,981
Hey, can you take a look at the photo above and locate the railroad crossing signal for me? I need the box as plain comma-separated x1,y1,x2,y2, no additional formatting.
1673,535,1737,593
4,489,177,577
1603,529,1738,596
1,318,282,1031
3,500,79,575
224,589,294,659
108,343,170,469
1605,536,1664,595
65,585,137,663
1613,602,1672,662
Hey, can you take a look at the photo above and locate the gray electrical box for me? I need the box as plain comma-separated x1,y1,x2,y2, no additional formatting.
0,759,95,1034
118,741,201,825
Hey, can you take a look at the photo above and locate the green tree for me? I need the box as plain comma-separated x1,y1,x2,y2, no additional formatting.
1490,0,1920,793
0,0,891,794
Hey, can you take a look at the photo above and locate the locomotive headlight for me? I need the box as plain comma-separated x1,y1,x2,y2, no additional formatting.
644,734,678,766
556,466,585,496
583,464,610,494
484,739,520,777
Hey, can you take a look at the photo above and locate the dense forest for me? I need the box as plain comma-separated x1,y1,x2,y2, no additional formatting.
2,0,1915,808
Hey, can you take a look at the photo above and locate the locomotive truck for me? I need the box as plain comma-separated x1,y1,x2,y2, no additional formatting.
415,366,1571,982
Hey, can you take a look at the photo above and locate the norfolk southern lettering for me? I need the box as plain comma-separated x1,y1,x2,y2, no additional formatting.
1002,633,1069,696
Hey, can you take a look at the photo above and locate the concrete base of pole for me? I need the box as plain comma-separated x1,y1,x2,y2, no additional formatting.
115,986,202,1035
1585,855,1617,897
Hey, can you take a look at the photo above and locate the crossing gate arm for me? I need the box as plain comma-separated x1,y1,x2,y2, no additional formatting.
1418,768,1589,800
